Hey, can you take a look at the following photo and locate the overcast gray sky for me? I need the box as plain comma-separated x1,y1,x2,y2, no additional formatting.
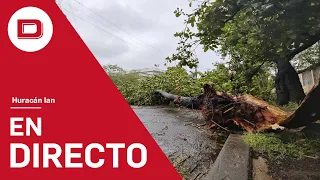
57,0,224,72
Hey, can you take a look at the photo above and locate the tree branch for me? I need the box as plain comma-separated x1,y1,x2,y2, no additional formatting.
287,33,320,60
246,61,266,82
224,5,246,24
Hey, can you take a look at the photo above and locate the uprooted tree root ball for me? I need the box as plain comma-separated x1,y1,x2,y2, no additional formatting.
155,83,320,132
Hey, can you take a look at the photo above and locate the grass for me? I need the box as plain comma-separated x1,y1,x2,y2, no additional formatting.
243,132,320,160
279,102,300,114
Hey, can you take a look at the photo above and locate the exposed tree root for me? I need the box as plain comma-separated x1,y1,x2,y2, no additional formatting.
155,83,320,132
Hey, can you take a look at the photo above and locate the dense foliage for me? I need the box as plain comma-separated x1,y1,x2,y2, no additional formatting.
104,64,275,106
104,65,200,105
167,0,320,105
168,0,320,67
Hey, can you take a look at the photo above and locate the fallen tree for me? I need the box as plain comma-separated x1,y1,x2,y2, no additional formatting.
155,82,320,132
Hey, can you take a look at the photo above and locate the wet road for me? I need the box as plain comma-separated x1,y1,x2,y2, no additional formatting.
132,106,218,180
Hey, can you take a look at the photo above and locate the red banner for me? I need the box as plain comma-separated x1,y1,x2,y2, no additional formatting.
0,1,182,179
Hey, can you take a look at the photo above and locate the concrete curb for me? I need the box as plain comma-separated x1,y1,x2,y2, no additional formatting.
204,134,251,180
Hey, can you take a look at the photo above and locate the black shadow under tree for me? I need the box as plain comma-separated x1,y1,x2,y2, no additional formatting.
167,0,320,105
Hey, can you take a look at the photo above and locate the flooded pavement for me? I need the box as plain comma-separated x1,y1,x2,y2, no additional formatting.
132,106,220,180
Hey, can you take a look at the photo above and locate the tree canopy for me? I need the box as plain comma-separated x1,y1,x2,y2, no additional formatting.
167,0,320,67
167,0,320,105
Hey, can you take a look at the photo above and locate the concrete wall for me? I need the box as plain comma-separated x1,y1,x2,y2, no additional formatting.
299,66,320,94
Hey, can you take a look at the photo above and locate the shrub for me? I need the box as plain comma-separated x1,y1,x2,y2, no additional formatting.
104,64,276,105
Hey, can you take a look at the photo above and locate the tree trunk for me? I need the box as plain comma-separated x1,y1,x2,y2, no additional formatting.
155,83,320,132
275,59,305,105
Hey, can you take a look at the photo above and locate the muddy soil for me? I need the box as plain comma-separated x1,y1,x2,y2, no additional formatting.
132,106,223,180
266,124,320,180
267,157,320,180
